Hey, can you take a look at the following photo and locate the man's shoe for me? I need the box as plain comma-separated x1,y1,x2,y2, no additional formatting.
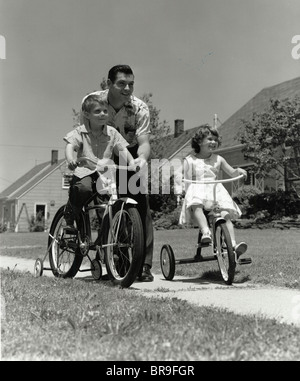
138,265,154,282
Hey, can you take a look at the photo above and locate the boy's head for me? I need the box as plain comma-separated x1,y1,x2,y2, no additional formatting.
82,94,107,113
82,94,108,124
191,125,221,153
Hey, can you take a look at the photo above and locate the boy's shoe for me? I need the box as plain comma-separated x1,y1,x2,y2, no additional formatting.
138,265,154,282
201,232,212,245
234,242,248,257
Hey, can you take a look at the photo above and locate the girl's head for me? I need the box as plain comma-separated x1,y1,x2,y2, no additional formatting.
191,125,221,154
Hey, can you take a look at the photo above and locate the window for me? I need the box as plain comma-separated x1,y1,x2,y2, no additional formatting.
35,204,46,219
62,174,72,189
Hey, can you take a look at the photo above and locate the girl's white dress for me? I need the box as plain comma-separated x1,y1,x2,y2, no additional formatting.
179,154,241,225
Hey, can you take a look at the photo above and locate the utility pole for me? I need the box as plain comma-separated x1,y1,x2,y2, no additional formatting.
214,114,218,129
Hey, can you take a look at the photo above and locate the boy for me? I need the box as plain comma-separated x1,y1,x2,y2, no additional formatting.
64,94,134,229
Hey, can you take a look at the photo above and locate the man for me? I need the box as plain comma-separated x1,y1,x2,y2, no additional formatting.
82,65,154,282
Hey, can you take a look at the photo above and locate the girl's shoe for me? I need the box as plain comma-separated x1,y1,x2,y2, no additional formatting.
201,231,212,245
234,242,248,257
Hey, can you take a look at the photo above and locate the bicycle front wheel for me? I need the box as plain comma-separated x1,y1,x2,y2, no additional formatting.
104,203,144,288
48,205,83,278
214,221,236,285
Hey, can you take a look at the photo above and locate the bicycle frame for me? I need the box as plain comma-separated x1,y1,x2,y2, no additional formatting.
81,184,138,254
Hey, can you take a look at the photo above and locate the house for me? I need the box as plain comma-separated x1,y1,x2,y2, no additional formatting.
158,76,300,196
0,151,69,232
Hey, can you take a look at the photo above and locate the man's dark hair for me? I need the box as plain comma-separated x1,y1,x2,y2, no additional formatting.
108,65,134,83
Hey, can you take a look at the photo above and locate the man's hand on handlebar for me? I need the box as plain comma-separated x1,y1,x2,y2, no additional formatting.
96,158,112,173
133,156,147,171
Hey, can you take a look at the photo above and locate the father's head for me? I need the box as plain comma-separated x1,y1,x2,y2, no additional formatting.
107,65,135,103
108,65,133,83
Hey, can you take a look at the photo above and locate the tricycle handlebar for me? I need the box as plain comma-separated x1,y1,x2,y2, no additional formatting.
183,174,245,185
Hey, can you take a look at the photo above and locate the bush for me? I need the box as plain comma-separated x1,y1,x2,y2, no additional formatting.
0,222,7,233
29,211,45,232
232,185,262,216
153,205,182,230
248,190,300,218
149,193,178,215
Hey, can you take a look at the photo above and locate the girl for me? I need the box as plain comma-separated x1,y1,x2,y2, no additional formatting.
179,125,248,256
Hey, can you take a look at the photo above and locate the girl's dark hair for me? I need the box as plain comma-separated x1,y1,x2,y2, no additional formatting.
191,124,221,153
108,65,134,83
82,94,107,113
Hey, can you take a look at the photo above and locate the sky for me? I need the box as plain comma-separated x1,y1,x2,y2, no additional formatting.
0,0,299,193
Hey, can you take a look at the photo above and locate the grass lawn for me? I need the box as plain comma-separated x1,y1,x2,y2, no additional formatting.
1,269,300,361
1,227,300,361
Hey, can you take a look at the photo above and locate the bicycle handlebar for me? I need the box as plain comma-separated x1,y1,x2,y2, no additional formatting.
183,174,245,185
76,156,139,172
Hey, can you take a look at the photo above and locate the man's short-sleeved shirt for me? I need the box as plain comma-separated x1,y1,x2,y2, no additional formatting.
82,89,150,146
64,124,128,179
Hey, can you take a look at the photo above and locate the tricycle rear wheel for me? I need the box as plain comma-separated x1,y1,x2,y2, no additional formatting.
160,244,175,280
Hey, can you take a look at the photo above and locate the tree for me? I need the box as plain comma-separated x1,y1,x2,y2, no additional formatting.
238,96,300,193
138,93,177,213
140,93,170,159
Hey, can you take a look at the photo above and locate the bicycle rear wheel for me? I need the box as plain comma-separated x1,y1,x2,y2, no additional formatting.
48,205,83,278
214,221,236,285
104,203,144,288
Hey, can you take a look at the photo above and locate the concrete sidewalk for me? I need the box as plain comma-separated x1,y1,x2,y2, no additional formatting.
1,254,300,327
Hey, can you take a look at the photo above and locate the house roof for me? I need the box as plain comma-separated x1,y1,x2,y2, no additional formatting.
218,76,300,148
0,159,66,200
156,76,300,159
155,126,199,160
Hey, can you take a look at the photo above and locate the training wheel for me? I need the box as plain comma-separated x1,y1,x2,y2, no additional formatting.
34,258,43,277
160,244,175,280
91,259,102,280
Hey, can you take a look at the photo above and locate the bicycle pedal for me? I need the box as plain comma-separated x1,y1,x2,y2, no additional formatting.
237,258,252,265
197,242,211,248
63,226,78,234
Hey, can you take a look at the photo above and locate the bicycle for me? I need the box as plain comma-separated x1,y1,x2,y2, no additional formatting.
34,157,144,288
160,174,252,285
